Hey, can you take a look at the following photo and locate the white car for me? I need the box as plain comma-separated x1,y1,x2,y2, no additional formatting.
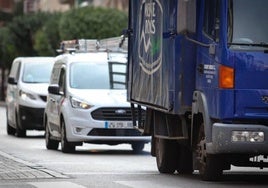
6,57,55,137
44,52,150,153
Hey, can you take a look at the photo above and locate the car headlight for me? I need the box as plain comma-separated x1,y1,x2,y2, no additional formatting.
70,97,93,109
19,90,36,100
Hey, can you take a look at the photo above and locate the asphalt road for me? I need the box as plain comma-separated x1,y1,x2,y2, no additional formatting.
0,105,268,188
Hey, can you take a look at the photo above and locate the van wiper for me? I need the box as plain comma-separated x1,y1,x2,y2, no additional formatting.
24,81,45,84
228,42,268,47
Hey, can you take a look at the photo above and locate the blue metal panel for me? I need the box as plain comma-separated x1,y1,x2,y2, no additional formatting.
128,0,197,114
128,0,268,120
196,0,268,121
232,51,268,119
128,0,179,112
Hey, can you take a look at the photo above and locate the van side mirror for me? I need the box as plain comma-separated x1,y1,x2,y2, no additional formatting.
8,77,17,85
48,85,60,95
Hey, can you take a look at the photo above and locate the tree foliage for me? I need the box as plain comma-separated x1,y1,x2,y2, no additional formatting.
34,13,61,56
0,27,17,69
59,6,128,40
0,6,128,67
7,12,50,56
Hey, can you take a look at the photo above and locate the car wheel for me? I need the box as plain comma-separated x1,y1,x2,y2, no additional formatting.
45,120,59,150
7,122,16,135
155,137,178,174
6,111,16,135
131,142,145,153
15,113,26,137
61,120,75,153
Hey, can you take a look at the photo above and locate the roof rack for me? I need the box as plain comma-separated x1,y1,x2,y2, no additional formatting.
98,36,128,52
57,35,127,54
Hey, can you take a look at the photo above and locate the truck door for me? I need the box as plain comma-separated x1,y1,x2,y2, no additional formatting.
196,0,221,117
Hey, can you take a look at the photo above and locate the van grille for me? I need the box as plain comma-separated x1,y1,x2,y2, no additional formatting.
91,107,145,121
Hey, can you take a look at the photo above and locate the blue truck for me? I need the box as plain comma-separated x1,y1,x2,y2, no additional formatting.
127,0,268,180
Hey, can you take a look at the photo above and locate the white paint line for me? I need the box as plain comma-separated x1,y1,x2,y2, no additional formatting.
28,181,86,188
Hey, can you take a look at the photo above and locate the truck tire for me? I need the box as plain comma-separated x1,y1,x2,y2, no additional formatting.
196,123,223,181
155,137,178,173
177,145,193,174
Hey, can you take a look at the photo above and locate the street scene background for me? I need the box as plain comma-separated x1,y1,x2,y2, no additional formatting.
0,103,268,187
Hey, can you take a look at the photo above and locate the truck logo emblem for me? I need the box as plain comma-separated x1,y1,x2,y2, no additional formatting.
138,0,163,75
261,96,268,104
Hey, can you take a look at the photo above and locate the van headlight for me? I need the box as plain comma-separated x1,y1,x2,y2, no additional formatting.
70,97,93,109
19,90,36,100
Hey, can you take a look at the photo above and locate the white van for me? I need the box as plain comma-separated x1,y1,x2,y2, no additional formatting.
44,49,150,153
6,57,54,137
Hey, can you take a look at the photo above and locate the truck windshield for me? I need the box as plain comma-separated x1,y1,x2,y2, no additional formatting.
69,62,126,90
228,0,268,48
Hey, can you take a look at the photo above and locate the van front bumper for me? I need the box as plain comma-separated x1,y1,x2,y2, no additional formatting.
207,123,268,155
18,105,44,130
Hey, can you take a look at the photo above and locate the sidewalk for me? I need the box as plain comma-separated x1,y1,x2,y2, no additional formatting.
0,151,67,180
0,101,68,181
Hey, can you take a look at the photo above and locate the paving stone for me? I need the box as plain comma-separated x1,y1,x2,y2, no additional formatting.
0,152,68,180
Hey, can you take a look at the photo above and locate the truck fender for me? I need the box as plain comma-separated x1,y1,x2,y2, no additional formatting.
191,91,212,143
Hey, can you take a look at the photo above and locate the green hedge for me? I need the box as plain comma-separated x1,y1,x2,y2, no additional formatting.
59,6,128,39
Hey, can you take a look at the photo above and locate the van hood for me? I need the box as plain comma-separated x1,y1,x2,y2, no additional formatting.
69,89,130,107
20,83,49,96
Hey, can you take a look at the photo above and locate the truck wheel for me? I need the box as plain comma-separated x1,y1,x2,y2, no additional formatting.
45,120,59,150
155,137,178,173
61,120,75,153
131,142,145,153
196,123,223,181
177,145,193,174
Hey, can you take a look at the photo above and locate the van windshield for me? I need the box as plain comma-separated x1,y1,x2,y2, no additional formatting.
228,0,268,47
22,61,54,83
69,62,126,89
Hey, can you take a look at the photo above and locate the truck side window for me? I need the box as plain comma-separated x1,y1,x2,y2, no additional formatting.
203,0,220,41
227,0,233,43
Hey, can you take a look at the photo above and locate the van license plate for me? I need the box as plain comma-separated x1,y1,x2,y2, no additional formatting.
106,122,133,129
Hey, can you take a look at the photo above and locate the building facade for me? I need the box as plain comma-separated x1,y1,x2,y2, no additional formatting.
0,0,128,14
0,0,14,13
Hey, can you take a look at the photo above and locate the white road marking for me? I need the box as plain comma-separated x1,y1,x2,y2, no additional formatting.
28,182,86,188
116,181,180,188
